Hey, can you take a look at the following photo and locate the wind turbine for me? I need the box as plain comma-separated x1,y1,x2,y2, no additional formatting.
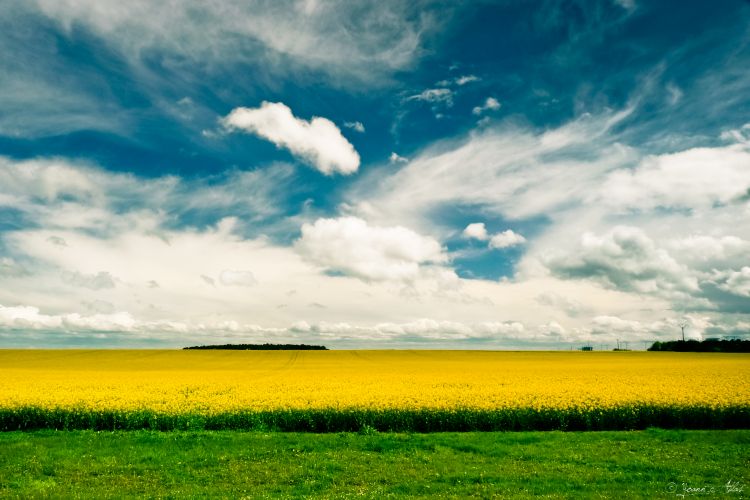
679,321,688,342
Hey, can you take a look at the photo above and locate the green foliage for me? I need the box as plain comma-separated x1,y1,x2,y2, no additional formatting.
0,429,747,498
648,339,750,352
183,343,328,350
1,404,748,432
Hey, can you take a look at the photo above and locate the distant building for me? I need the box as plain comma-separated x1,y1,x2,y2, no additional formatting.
580,346,593,351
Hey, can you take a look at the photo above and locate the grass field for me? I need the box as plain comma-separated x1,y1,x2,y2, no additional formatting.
1,350,748,432
1,429,748,498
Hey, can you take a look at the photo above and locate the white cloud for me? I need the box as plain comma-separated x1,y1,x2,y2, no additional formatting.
29,1,446,86
538,321,567,338
281,318,527,341
598,145,750,211
456,75,480,86
295,216,448,283
489,230,526,249
472,97,501,115
666,83,683,105
535,292,589,317
668,235,749,267
0,257,28,278
345,108,750,319
462,222,488,241
543,226,698,296
613,0,636,11
219,270,258,287
437,75,481,87
3,99,750,347
0,303,527,343
223,102,360,175
46,236,68,247
389,152,408,163
407,88,454,106
0,5,128,139
344,121,365,133
719,267,750,297
0,304,135,332
720,123,750,146
590,316,654,336
348,109,636,227
0,155,294,234
584,314,713,342
60,270,116,290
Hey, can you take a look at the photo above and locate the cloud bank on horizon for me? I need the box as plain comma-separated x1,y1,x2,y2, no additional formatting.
1,0,749,348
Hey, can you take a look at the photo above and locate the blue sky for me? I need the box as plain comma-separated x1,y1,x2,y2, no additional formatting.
1,0,749,348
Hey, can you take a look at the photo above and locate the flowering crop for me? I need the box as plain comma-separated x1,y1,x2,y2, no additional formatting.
0,350,747,431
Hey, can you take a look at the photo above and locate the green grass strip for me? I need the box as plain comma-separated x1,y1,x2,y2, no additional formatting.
1,429,748,498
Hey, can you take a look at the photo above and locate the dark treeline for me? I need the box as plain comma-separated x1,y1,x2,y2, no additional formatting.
648,339,750,353
183,343,328,351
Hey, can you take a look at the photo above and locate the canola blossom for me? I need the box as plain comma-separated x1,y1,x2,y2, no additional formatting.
0,350,748,431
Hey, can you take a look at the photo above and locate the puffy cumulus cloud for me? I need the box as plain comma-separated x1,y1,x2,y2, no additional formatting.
0,305,136,332
295,216,448,283
223,102,360,175
668,235,750,265
598,145,750,211
462,222,488,240
462,224,525,249
6,298,730,346
219,270,258,287
0,304,288,337
489,230,526,249
0,304,533,344
543,226,698,296
718,267,750,297
60,270,116,290
472,97,501,115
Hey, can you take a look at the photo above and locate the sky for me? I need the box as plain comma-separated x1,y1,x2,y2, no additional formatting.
1,0,749,349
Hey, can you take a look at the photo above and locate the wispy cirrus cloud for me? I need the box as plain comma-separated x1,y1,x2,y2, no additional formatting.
29,0,448,86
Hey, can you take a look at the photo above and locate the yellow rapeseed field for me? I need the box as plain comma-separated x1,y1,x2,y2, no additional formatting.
1,350,748,414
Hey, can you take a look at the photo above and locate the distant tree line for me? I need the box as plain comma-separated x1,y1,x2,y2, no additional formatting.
183,343,328,351
648,339,750,353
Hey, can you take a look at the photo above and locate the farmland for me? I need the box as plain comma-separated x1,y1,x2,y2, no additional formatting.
1,350,748,432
